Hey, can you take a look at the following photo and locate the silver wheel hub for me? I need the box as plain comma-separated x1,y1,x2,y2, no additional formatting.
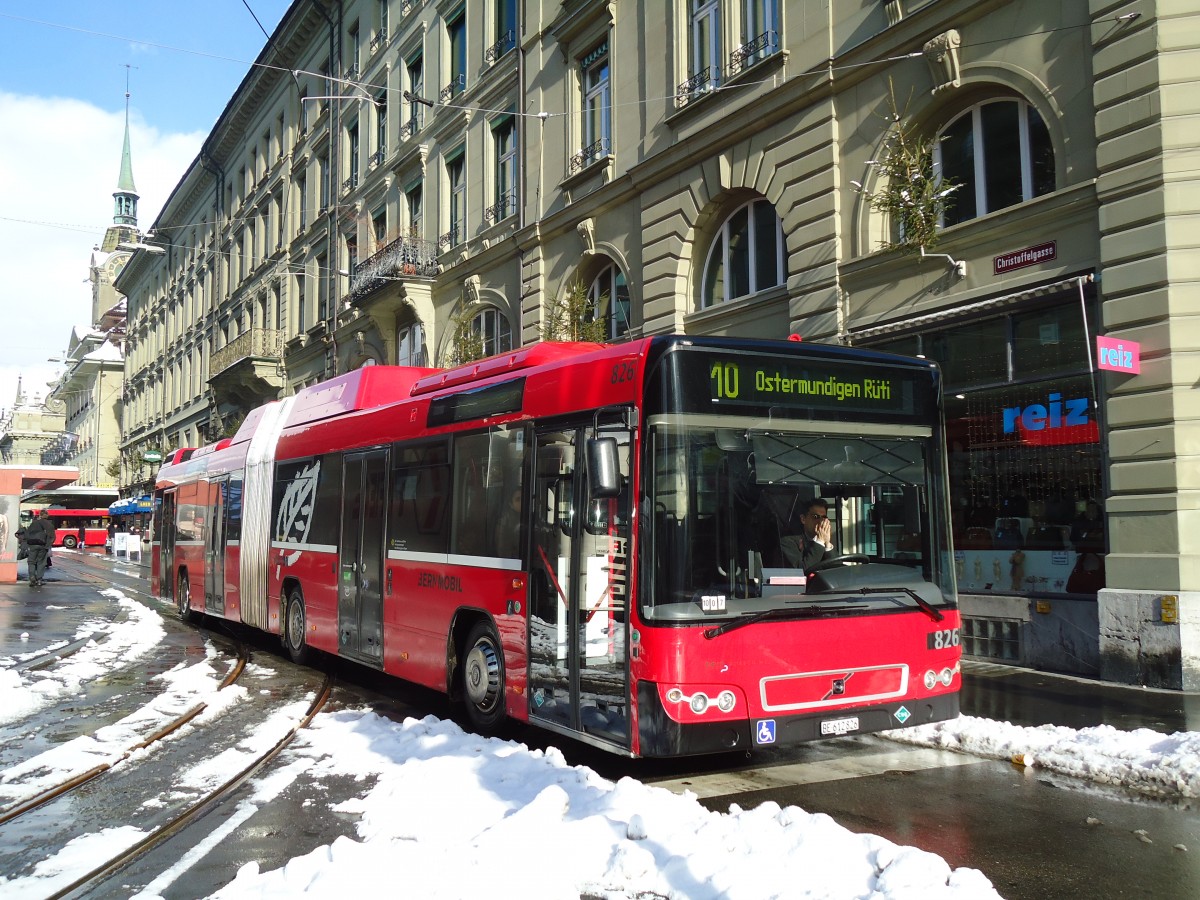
464,640,500,708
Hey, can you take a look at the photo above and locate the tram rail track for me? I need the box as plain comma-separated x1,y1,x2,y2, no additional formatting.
52,676,334,900
0,645,250,827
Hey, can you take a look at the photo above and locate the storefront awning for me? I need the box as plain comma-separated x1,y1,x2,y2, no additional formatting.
109,495,152,516
848,274,1094,342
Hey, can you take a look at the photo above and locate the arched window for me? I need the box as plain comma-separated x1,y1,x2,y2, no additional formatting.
473,307,512,357
589,263,631,340
935,99,1055,228
701,198,784,309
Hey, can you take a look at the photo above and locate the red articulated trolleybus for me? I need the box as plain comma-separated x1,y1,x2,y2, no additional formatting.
151,335,961,757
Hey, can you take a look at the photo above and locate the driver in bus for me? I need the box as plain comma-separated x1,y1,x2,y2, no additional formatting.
779,498,834,571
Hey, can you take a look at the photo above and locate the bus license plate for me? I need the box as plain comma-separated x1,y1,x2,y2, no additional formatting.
820,716,860,736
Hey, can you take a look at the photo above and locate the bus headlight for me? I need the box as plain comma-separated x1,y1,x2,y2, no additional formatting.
924,669,939,690
940,667,954,686
689,692,709,714
666,688,684,704
716,690,736,712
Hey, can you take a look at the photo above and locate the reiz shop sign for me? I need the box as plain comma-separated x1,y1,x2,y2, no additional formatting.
1096,335,1141,374
1003,393,1099,445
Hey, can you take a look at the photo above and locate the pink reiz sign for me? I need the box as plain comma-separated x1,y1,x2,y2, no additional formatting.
1096,336,1140,374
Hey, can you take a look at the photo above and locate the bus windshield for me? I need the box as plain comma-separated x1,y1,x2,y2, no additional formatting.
645,415,954,622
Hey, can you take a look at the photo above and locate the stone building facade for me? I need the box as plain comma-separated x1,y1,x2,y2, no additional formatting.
113,0,1199,688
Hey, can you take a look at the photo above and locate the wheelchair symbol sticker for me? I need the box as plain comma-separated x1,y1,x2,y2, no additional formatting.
756,719,776,744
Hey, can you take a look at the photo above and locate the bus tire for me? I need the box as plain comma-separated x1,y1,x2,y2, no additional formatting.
283,588,314,666
62,535,78,550
177,571,196,624
461,620,506,733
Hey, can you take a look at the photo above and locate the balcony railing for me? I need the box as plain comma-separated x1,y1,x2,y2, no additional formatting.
369,148,385,169
484,192,516,224
675,67,721,108
399,0,421,16
345,234,440,304
370,29,390,54
209,329,285,379
569,137,610,174
343,63,359,81
41,431,79,467
342,173,359,195
438,226,460,249
401,118,420,141
485,30,515,64
439,74,466,104
728,31,779,76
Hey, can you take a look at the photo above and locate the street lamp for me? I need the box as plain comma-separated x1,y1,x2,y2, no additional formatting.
117,241,166,255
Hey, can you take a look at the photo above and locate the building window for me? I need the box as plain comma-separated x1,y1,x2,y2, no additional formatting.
690,0,721,90
590,263,631,341
446,153,466,247
347,22,361,77
445,13,466,99
473,307,512,357
373,208,387,248
490,116,516,222
318,153,330,211
379,0,389,40
376,91,387,159
579,43,611,165
488,0,517,62
406,54,425,132
346,121,360,190
935,99,1055,228
316,253,330,322
701,198,784,308
731,0,779,72
397,323,426,367
297,174,308,231
296,273,307,332
407,183,423,236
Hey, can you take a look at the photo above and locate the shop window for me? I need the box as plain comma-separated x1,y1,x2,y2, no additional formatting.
936,99,1055,227
1012,304,1089,379
926,318,1008,389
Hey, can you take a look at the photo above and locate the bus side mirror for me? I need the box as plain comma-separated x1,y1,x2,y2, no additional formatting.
587,436,621,499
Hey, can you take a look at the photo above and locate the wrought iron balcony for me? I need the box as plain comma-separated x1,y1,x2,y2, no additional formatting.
675,67,721,108
209,329,285,379
399,0,421,16
345,234,440,304
343,63,359,81
485,30,515,64
729,31,779,76
41,431,79,466
401,118,420,140
439,74,466,104
569,137,610,174
342,173,359,195
370,30,390,54
369,148,385,169
484,192,516,224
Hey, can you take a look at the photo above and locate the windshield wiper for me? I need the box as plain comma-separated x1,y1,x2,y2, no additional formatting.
848,586,945,622
703,603,864,639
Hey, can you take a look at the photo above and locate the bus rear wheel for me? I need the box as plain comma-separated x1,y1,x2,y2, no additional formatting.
461,620,506,733
62,535,78,549
283,588,314,666
176,572,196,624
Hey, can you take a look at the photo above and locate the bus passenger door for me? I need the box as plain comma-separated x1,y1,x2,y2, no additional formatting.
528,423,631,750
204,477,228,614
339,449,388,663
158,491,177,599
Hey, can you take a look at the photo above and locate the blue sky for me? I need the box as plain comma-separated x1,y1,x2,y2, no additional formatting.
0,2,293,419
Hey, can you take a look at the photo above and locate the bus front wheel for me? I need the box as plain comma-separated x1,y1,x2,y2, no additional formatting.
461,620,506,733
62,535,78,549
283,588,314,666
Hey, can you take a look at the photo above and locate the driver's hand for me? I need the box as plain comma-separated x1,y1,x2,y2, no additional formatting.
816,518,832,547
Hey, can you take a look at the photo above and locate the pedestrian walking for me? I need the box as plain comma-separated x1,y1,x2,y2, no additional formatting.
25,509,55,586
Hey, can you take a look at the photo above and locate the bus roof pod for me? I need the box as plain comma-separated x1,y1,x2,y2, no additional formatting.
282,365,439,429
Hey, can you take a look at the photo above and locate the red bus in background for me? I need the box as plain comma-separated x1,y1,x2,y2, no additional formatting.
43,509,111,548
152,336,961,757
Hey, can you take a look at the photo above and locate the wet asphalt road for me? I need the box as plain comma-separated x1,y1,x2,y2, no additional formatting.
4,551,1199,899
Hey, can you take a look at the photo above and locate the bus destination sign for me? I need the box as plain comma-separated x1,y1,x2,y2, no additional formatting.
706,357,919,416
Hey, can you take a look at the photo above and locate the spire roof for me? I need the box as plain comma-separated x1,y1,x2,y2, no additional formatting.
117,109,137,194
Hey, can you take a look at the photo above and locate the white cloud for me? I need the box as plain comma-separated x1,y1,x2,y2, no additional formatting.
0,91,203,414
